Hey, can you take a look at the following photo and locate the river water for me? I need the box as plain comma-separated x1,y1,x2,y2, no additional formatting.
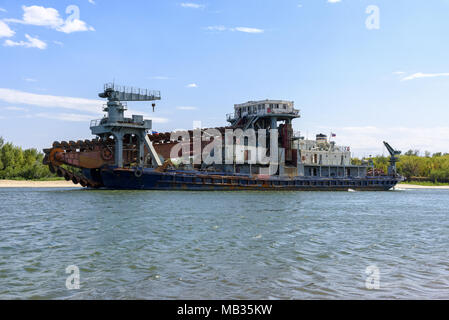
0,187,448,299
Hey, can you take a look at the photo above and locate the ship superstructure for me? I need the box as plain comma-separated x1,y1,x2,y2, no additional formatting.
43,84,403,190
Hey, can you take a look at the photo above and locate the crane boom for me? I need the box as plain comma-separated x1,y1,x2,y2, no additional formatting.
383,141,401,157
99,83,161,102
383,141,401,176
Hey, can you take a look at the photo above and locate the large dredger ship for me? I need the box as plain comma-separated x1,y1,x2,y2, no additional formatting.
43,83,403,190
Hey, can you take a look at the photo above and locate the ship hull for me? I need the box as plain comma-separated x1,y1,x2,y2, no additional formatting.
84,167,401,191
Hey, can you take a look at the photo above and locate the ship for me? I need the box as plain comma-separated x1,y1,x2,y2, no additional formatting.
42,83,404,191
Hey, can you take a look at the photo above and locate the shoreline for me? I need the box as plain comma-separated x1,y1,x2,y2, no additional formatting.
395,183,449,190
0,180,82,188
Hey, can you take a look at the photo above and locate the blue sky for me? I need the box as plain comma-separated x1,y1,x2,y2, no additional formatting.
1,0,449,156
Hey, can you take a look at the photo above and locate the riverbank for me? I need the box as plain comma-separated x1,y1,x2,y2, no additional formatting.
396,183,449,190
0,180,82,188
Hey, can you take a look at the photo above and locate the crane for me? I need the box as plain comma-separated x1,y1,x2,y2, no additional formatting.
383,141,401,176
91,83,163,168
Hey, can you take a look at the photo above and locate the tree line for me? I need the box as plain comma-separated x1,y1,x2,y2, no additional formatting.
0,137,54,180
1,137,449,181
352,150,449,182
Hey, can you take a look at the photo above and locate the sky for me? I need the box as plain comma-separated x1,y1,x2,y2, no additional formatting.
1,0,449,157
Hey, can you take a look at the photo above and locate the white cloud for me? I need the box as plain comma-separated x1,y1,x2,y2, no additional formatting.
206,26,264,33
0,7,7,13
325,126,449,156
180,3,205,9
327,0,342,3
6,6,62,27
36,110,168,123
36,112,95,122
0,21,14,38
0,88,102,114
58,18,95,34
5,5,94,34
3,106,28,111
232,27,264,34
401,72,449,81
176,106,197,110
206,25,227,32
24,78,37,82
4,34,47,49
0,88,169,123
22,5,62,27
186,83,198,88
88,0,96,4
393,71,405,75
151,76,171,80
53,40,63,46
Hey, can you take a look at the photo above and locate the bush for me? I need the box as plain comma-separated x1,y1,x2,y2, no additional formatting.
370,151,449,182
0,137,55,180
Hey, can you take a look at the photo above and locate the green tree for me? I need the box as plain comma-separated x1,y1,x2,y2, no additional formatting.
0,137,55,180
370,151,449,182
398,156,420,180
373,156,389,174
404,149,420,156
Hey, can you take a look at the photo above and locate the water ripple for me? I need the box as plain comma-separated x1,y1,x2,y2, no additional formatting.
0,188,448,299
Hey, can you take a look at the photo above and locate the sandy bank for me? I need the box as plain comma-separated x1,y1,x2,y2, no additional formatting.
0,180,82,188
395,183,449,190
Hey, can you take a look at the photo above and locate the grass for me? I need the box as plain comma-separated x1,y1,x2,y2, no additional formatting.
400,181,449,186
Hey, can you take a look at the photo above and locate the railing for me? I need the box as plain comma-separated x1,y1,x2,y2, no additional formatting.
104,83,161,100
230,108,300,119
269,108,300,115
90,119,104,127
332,145,351,152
